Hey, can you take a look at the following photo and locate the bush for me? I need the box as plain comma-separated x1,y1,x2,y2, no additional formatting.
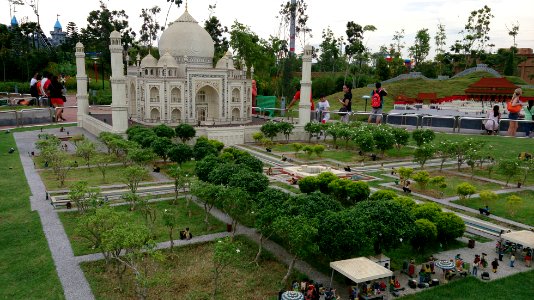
369,190,398,201
456,182,476,200
391,127,410,150
411,219,438,251
436,212,465,243
412,171,431,190
413,203,442,222
298,176,319,194
412,129,435,146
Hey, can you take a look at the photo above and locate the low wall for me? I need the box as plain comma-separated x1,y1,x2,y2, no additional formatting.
81,115,113,137
0,108,53,127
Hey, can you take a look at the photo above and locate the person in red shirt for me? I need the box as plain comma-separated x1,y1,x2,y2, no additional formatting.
287,85,314,111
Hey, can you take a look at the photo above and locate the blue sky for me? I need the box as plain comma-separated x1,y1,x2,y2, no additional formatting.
3,0,533,58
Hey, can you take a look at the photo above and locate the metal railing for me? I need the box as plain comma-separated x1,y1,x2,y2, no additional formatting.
385,113,420,128
421,115,457,132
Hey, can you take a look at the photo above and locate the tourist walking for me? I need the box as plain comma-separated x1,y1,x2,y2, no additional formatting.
49,75,66,122
472,255,480,276
491,258,499,273
485,105,501,135
369,82,387,124
317,95,330,123
339,84,352,123
507,88,523,137
523,100,534,137
510,254,516,267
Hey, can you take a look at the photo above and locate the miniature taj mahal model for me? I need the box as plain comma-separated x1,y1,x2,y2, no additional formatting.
126,8,254,126
75,6,312,145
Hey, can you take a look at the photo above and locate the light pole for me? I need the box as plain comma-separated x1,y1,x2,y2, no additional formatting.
92,57,98,83
362,95,370,112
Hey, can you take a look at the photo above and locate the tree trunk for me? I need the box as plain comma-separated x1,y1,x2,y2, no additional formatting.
169,227,174,252
254,234,264,265
281,255,297,285
231,220,238,241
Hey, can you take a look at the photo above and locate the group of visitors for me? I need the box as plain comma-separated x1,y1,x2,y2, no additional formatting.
285,279,337,300
486,88,534,137
29,72,67,122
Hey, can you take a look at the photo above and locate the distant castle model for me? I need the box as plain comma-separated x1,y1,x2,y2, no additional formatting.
8,16,66,48
126,8,254,126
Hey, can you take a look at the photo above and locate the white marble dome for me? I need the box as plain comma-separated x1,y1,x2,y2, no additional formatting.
140,53,157,68
158,9,214,60
157,52,178,68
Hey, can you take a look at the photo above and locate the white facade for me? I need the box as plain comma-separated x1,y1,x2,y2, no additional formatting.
126,9,253,126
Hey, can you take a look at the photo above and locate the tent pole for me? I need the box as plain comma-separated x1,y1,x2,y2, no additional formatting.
329,269,335,288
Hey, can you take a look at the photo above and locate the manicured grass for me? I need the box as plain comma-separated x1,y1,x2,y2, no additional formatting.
384,240,467,271
81,236,304,299
39,165,154,190
410,171,505,198
270,181,302,194
59,198,226,256
453,190,534,227
159,160,196,176
456,167,534,186
433,132,534,156
0,132,64,299
402,269,534,300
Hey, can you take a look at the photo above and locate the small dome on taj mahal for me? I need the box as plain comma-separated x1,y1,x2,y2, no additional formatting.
140,53,158,68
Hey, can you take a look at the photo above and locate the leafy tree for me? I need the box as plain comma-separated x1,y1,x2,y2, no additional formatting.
208,163,241,186
479,190,497,208
191,181,224,230
413,203,442,222
49,151,73,187
435,141,454,171
151,137,173,162
292,143,304,156
127,126,158,149
397,167,414,185
76,139,97,170
162,208,179,251
222,187,252,240
228,169,269,194
122,166,149,194
345,181,371,204
353,130,375,160
298,176,319,194
101,221,159,300
122,192,141,211
139,6,163,49
235,154,263,173
278,121,295,143
369,190,398,202
69,181,91,214
302,145,314,158
127,148,156,166
345,22,376,87
212,237,242,298
318,210,368,260
429,176,447,196
412,171,431,190
434,23,447,75
352,199,414,254
390,29,406,58
317,27,343,72
94,154,113,182
204,4,229,63
412,129,435,146
315,172,338,194
313,145,325,158
435,212,465,244
166,164,187,205
260,121,280,141
393,196,417,210
167,143,193,166
273,215,318,284
498,158,521,186
411,219,438,252
414,144,435,169
278,0,312,49
252,132,264,144
391,127,410,150
409,28,431,67
521,159,534,186
505,195,523,217
193,137,218,161
75,207,127,261
456,182,476,200
304,122,322,143
152,124,175,139
174,123,196,143
254,189,288,264
195,154,220,182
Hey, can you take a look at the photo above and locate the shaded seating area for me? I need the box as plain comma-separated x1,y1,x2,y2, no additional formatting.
330,257,393,299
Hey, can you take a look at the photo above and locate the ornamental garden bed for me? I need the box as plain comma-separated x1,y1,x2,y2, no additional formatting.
59,199,226,256
452,190,534,227
80,236,303,299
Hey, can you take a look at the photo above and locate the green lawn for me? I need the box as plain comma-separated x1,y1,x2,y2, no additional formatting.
160,160,196,176
0,132,64,299
410,171,505,198
453,190,534,227
39,165,154,190
433,132,534,155
81,236,304,299
59,198,226,256
270,181,302,194
402,269,534,300
456,167,534,186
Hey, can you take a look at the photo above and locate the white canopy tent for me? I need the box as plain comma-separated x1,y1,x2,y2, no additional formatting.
501,230,534,248
329,257,393,285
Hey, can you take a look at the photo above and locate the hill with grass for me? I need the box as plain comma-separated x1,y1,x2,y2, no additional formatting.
323,72,534,113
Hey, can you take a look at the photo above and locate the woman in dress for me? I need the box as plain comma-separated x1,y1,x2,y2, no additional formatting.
49,75,66,122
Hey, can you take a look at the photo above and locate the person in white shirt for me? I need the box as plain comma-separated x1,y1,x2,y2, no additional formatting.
317,95,330,123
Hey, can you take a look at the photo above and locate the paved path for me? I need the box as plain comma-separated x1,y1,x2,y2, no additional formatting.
14,129,94,300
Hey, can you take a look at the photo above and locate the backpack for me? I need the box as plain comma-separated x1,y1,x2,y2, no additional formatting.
371,89,382,108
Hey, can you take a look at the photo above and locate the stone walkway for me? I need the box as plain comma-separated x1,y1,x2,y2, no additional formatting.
15,130,94,300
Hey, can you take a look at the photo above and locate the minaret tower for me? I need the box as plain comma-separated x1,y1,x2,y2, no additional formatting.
109,31,128,134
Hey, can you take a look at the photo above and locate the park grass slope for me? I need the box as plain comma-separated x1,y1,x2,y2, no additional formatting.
0,131,64,299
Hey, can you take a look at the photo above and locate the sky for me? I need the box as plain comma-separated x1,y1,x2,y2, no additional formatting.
2,0,534,58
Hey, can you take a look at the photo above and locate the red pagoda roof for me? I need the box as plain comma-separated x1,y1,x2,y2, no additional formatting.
465,77,519,95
